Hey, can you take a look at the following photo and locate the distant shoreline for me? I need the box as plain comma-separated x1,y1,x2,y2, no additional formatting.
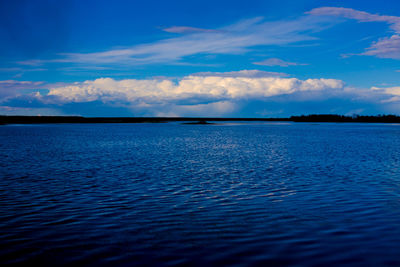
1,114,400,124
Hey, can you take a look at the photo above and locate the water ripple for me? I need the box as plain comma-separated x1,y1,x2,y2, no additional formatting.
1,123,400,266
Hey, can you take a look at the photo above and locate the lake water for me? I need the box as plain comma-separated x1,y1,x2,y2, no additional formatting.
1,122,400,266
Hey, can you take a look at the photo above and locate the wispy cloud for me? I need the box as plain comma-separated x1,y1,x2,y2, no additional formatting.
0,80,44,88
0,68,23,72
190,70,288,78
362,35,400,59
16,60,46,66
308,7,400,60
0,80,44,98
0,67,47,72
307,7,400,32
253,58,307,67
0,67,47,78
17,16,334,67
163,26,219,34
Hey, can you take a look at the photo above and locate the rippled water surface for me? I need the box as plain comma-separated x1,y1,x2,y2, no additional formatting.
1,122,400,266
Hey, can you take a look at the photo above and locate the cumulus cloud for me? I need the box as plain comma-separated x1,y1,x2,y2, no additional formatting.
308,7,400,60
253,58,307,67
11,72,337,116
45,73,344,107
4,73,400,116
372,85,400,102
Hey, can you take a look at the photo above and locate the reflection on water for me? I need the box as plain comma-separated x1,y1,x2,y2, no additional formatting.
1,122,400,266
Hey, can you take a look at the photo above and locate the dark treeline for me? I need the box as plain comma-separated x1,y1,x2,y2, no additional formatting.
1,114,400,124
290,114,400,123
0,116,288,124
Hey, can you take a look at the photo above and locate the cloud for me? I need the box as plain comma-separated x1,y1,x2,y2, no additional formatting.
0,72,335,116
0,80,44,98
307,7,400,32
0,106,67,116
372,85,400,102
17,16,335,67
0,68,23,72
308,7,400,60
0,67,46,72
16,60,45,66
0,67,47,79
253,58,307,67
4,73,400,116
361,35,400,59
163,26,219,34
190,69,288,78
45,73,344,107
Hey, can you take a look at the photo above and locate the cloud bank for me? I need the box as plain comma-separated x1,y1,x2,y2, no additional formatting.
46,73,344,106
2,70,400,116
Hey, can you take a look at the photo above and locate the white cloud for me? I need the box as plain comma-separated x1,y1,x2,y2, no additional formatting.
28,72,341,116
46,72,344,107
4,74,400,116
308,7,400,60
372,85,400,102
253,58,307,67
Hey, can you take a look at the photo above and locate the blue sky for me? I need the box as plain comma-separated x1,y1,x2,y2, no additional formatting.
1,0,400,117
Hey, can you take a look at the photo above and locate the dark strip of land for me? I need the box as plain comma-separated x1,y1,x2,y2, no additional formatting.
0,116,288,124
1,114,400,124
291,114,400,123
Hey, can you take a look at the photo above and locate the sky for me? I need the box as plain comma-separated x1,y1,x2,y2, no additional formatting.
1,0,400,117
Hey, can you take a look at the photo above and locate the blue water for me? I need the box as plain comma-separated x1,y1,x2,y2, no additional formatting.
1,122,400,266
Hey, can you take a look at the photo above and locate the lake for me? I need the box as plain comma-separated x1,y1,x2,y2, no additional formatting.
1,122,400,266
